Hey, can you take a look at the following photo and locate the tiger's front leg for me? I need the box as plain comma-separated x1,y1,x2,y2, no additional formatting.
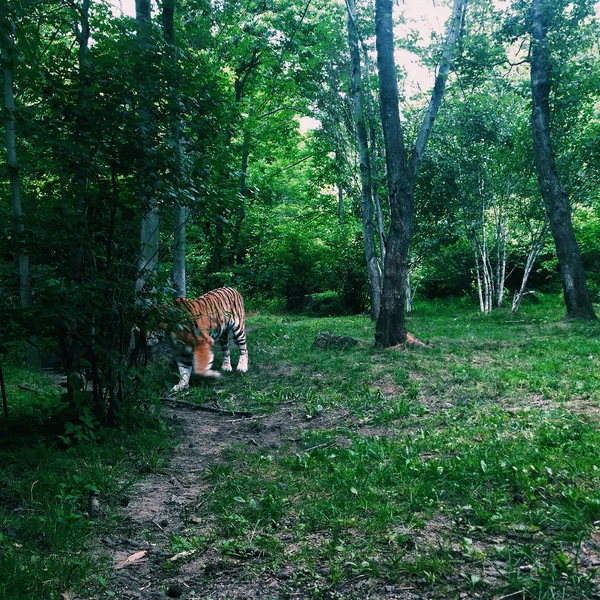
232,327,248,373
172,363,192,392
237,348,248,372
193,339,221,378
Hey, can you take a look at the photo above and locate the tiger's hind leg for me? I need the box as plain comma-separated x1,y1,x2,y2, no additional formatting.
219,330,233,372
232,325,248,373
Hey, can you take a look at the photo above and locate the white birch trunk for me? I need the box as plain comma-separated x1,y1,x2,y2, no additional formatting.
173,204,186,298
512,220,549,312
473,239,485,313
481,201,493,313
497,215,508,306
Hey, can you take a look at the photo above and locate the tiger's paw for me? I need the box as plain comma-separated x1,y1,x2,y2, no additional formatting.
221,363,233,372
202,369,221,378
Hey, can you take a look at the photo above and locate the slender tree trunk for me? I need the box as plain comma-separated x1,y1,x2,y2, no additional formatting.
361,41,386,273
2,42,32,309
337,183,344,227
351,5,385,281
67,0,91,279
530,0,596,320
346,0,381,321
135,0,159,293
497,214,508,306
231,139,250,265
473,239,485,313
173,204,186,297
163,0,186,298
228,51,259,268
512,219,549,312
481,200,493,312
374,0,467,346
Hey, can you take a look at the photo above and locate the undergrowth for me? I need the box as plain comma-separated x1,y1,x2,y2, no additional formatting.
3,297,600,599
0,369,171,600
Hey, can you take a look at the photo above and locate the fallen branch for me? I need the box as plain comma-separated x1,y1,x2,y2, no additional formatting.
18,384,44,394
161,396,254,417
303,442,333,453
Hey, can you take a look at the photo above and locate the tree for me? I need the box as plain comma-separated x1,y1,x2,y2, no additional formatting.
163,0,186,298
346,0,381,320
374,0,468,347
2,16,32,309
530,0,596,320
135,0,159,294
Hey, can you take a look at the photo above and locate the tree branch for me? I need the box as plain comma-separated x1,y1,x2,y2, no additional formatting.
410,0,468,180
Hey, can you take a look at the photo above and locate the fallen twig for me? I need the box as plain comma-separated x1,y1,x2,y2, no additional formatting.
18,384,44,394
303,442,333,453
161,396,254,417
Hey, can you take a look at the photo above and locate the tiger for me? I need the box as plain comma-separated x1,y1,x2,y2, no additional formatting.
147,287,248,392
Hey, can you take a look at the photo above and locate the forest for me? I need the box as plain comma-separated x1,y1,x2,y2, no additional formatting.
2,0,600,598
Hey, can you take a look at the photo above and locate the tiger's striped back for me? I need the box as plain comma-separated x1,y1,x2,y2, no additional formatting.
169,287,248,390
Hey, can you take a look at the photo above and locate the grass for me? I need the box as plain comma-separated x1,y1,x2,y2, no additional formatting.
0,367,172,600
175,296,600,598
2,296,600,599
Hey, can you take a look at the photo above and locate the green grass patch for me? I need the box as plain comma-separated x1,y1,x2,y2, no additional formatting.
177,298,600,597
0,368,172,600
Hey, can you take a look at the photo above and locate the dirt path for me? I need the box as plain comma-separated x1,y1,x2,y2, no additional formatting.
106,402,292,600
103,401,413,600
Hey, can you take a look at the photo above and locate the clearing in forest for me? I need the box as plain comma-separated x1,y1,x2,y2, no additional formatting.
2,300,600,600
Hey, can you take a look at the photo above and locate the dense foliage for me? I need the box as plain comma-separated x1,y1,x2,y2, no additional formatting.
2,0,600,413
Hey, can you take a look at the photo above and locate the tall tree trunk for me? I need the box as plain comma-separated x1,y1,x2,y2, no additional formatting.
346,0,381,321
173,205,186,297
163,0,186,298
375,0,467,347
472,238,485,313
67,0,91,279
231,136,250,265
496,214,508,306
530,0,596,320
2,38,32,309
135,0,159,293
374,0,413,346
227,50,259,268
